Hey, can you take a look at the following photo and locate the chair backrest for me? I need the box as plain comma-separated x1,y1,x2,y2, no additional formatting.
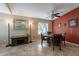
60,33,65,41
41,34,46,40
53,34,61,43
47,32,51,35
41,34,43,38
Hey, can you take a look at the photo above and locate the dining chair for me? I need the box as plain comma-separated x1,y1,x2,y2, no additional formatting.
60,33,66,46
41,34,48,45
52,34,62,50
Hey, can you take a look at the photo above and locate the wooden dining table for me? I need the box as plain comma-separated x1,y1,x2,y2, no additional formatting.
43,34,65,46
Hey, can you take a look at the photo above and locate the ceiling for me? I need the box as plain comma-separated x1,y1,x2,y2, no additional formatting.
0,3,79,20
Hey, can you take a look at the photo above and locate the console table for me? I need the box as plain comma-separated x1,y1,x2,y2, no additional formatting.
11,36,29,46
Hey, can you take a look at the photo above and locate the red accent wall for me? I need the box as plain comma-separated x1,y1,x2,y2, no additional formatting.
52,7,79,44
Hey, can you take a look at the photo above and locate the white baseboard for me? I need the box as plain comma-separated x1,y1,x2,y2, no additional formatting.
66,41,79,47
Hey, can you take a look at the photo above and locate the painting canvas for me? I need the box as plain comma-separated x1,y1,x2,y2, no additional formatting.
69,18,78,28
14,19,28,30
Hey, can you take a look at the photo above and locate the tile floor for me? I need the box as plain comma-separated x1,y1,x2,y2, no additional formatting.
0,40,79,56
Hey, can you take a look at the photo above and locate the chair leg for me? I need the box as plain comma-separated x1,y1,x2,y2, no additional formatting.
52,43,54,51
41,40,43,45
64,41,66,46
59,43,61,50
53,46,54,50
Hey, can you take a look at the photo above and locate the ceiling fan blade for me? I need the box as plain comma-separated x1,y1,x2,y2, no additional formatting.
51,13,55,16
56,12,63,15
54,13,61,17
56,15,61,17
46,16,50,18
56,13,60,14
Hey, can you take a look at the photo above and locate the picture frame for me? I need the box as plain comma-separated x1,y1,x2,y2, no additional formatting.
68,18,78,28
14,19,28,30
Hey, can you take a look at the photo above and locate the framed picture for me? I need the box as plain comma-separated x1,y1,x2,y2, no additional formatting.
68,18,78,28
14,19,28,30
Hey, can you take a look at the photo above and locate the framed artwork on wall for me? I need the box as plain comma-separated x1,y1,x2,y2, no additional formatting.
14,19,28,30
68,18,78,28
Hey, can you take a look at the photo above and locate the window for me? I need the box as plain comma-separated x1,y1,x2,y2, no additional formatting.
38,22,48,35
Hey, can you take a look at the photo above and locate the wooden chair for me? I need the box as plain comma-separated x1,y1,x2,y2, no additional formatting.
52,34,62,50
41,34,48,45
60,33,66,46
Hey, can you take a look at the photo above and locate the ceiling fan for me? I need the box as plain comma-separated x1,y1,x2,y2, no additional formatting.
47,10,62,19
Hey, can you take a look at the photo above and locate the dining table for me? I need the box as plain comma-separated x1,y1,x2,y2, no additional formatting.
43,34,65,46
